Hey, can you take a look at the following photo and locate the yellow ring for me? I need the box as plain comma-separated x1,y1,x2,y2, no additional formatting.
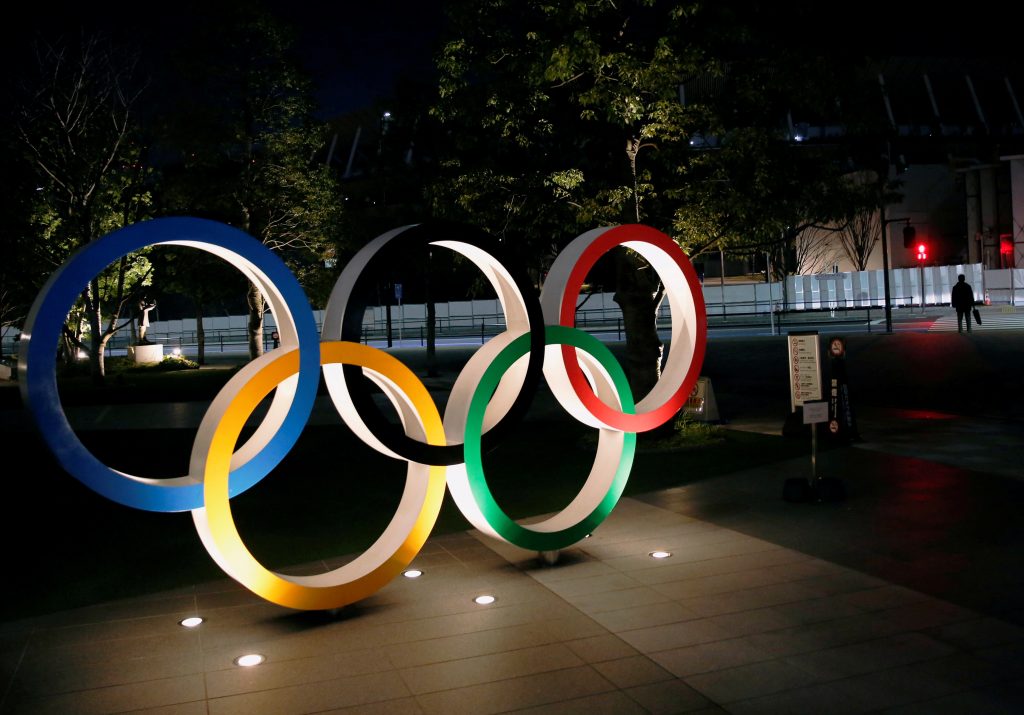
192,341,446,610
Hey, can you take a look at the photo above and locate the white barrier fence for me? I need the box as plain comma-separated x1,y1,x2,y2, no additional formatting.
784,263,989,312
123,263,1020,337
2,263,1022,354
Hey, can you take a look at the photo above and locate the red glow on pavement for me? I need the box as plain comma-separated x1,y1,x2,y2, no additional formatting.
891,409,957,420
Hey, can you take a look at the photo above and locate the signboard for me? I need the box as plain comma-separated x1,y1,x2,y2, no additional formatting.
394,282,403,303
682,376,720,422
802,400,828,424
787,331,822,411
684,379,706,415
827,335,859,443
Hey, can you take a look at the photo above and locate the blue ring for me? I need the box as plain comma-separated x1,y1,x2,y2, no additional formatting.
18,217,319,512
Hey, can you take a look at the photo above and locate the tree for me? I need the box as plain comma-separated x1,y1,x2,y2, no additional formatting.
155,4,343,359
11,32,154,381
836,209,882,272
0,131,43,361
148,248,246,365
432,0,706,399
795,225,844,276
431,0,887,399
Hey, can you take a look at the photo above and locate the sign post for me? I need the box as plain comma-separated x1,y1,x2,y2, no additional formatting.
784,332,845,503
803,400,829,482
785,396,845,503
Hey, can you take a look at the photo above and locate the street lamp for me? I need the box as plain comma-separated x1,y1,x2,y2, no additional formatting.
879,209,910,334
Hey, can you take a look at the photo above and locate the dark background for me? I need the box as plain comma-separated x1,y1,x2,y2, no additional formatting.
3,1,1017,120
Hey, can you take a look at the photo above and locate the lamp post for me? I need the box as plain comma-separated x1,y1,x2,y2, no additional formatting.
879,210,910,334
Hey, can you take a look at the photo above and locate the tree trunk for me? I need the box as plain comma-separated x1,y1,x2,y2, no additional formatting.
128,309,138,345
612,248,663,403
60,332,75,366
247,282,265,360
86,280,105,384
195,300,206,366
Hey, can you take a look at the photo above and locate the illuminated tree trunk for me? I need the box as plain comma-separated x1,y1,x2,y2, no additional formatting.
195,302,206,365
247,282,265,359
613,248,664,403
86,281,106,385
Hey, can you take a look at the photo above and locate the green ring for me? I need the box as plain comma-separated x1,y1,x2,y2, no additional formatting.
464,325,636,551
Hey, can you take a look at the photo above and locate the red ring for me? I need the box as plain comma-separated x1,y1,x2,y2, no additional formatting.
557,225,707,432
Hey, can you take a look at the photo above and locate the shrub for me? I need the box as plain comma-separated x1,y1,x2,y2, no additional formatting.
671,414,726,447
152,354,200,371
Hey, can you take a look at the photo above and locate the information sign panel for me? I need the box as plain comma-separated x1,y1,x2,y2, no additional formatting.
787,331,822,411
802,400,828,424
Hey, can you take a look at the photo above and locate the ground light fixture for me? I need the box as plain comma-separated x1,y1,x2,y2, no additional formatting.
178,616,204,628
233,654,266,667
403,569,423,578
649,550,672,559
473,595,496,605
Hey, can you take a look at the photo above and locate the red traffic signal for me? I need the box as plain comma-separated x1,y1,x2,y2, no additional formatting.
915,242,927,261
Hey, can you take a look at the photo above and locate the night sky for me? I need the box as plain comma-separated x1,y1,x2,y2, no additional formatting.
2,1,1017,120
4,0,446,119
267,0,446,117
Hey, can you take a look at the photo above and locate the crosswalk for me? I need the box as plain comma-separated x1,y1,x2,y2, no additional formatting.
929,308,1024,332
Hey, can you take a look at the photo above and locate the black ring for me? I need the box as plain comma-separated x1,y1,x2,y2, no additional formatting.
337,221,545,466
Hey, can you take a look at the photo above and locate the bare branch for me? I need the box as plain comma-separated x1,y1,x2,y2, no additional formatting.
550,72,585,89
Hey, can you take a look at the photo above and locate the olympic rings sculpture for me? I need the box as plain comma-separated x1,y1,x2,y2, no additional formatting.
19,216,707,610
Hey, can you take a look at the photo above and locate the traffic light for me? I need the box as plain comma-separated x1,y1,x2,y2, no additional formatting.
902,225,917,248
915,242,928,262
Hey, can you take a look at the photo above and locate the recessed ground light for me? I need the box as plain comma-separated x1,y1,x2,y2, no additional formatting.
649,550,672,559
473,595,496,605
584,533,593,538
234,654,265,667
178,616,204,628
403,569,423,578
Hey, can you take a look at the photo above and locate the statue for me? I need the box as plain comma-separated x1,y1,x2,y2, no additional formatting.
137,297,157,344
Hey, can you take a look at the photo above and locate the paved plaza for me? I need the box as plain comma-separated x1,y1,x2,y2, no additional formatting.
1,318,1022,714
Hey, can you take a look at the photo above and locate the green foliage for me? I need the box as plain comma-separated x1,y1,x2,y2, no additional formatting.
670,414,726,447
0,140,45,357
156,8,342,263
152,354,199,371
11,32,158,375
154,5,344,350
431,0,704,252
432,0,891,264
430,0,894,395
56,353,197,378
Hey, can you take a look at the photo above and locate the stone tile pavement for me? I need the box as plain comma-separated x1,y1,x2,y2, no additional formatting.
3,472,1023,714
2,330,1023,713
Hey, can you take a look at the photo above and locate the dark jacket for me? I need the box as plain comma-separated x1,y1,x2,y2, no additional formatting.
951,281,974,311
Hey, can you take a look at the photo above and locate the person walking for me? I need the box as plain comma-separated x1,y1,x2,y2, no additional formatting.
950,273,975,333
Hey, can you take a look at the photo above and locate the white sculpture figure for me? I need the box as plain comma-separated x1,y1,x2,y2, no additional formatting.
138,298,156,344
